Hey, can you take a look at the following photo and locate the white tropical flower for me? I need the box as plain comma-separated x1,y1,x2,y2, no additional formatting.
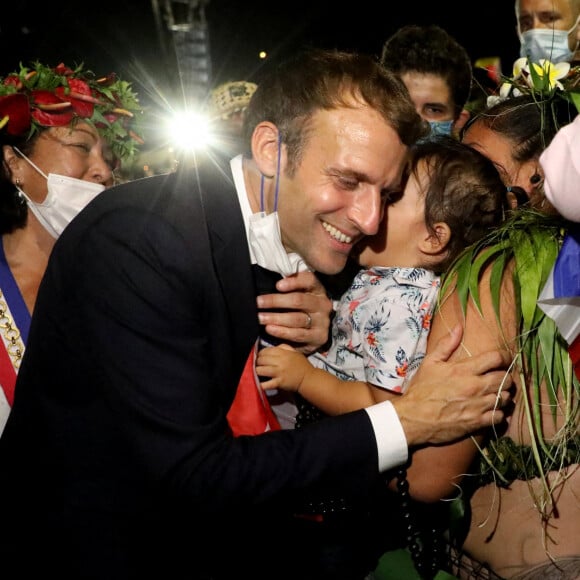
530,59,570,91
485,57,578,113
486,95,504,107
499,58,533,97
499,82,513,98
512,57,529,79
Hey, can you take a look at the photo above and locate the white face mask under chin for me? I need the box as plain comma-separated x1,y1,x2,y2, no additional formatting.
248,211,309,276
13,148,106,238
246,137,310,277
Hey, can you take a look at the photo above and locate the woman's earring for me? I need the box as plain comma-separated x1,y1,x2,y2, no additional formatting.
15,178,21,186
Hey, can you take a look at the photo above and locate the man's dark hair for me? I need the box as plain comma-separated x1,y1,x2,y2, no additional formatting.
242,48,428,173
380,24,473,116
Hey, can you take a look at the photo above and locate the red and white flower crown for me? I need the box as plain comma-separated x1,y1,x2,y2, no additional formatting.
0,61,144,162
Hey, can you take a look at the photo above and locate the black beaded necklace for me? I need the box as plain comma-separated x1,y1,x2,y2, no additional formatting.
395,466,451,580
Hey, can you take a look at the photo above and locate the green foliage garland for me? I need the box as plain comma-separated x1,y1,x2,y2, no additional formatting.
440,208,580,519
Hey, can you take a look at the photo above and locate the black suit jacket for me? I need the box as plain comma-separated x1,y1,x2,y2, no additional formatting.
0,158,381,579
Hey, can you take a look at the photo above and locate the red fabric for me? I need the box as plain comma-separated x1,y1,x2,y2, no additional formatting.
0,340,16,406
227,341,281,436
568,335,580,381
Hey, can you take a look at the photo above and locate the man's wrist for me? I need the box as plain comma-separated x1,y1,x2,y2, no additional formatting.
365,400,408,472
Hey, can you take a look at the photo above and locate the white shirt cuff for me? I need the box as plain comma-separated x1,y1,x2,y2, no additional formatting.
365,400,408,471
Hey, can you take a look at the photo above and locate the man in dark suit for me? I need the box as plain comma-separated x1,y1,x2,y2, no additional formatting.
0,49,513,579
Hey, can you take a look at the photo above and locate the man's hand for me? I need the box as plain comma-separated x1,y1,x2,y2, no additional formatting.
393,325,514,447
256,271,333,355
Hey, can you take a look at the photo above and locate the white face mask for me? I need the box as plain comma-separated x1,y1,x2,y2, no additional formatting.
246,135,310,277
13,148,106,238
248,211,309,276
519,17,580,63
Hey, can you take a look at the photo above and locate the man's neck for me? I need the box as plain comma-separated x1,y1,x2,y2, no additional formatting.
242,159,264,214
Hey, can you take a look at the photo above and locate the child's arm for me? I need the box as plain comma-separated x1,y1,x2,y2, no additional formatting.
256,345,393,415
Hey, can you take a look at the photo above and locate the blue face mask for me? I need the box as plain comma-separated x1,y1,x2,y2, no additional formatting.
519,17,580,63
428,119,453,137
418,120,454,143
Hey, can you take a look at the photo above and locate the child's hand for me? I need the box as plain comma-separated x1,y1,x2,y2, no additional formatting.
256,344,311,392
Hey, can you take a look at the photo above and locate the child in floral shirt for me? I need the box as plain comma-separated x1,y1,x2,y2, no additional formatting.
256,137,509,414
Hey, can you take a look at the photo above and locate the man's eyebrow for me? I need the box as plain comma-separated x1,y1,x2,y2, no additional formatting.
327,167,369,182
539,10,561,18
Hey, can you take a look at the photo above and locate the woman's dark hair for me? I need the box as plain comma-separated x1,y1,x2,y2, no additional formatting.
0,131,42,234
461,93,578,163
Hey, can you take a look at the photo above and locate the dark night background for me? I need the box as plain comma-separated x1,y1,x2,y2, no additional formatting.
0,1,519,149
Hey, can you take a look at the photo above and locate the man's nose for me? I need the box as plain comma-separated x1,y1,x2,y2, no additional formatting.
348,189,382,236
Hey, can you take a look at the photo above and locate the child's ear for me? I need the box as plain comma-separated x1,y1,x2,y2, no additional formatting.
420,222,451,256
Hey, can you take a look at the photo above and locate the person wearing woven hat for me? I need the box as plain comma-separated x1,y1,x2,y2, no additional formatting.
210,80,257,133
0,61,144,436
208,80,258,157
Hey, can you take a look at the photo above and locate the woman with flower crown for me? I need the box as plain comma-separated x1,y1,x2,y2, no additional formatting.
0,61,144,435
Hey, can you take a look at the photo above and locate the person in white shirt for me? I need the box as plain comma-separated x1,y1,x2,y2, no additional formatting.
0,48,513,580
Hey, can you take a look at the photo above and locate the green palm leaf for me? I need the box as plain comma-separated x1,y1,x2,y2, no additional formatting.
441,208,580,521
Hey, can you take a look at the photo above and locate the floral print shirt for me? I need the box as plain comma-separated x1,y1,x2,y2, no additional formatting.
310,267,440,393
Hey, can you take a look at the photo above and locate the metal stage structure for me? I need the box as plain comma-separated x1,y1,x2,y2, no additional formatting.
151,0,212,108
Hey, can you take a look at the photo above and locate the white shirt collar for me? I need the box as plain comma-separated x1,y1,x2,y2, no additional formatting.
230,154,310,275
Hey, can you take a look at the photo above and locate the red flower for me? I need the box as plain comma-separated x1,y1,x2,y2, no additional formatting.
56,79,95,118
103,112,120,123
96,72,118,88
30,90,73,127
0,93,31,135
396,362,408,378
3,75,22,90
54,63,74,77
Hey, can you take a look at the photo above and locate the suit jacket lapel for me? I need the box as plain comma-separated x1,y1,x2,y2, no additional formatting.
197,157,259,383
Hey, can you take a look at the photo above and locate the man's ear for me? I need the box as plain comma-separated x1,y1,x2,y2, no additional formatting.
420,222,451,256
251,121,282,178
452,109,471,139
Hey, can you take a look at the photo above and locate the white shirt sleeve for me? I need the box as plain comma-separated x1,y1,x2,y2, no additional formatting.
365,400,408,471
